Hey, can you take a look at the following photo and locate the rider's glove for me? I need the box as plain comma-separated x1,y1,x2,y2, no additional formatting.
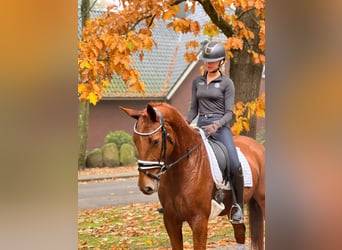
202,121,221,136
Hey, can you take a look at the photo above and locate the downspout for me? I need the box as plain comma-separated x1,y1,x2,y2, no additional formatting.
161,34,182,97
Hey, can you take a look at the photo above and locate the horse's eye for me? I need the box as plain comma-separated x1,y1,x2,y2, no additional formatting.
152,139,159,145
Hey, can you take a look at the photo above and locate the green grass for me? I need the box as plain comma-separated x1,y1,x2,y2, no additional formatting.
78,202,250,249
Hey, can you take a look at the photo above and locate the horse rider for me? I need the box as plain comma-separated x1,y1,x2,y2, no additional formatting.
186,41,244,224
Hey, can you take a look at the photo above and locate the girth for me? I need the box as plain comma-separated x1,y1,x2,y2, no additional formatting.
207,137,230,185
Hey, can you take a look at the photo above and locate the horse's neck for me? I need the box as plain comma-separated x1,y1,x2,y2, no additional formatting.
169,127,208,176
163,112,207,173
173,126,201,153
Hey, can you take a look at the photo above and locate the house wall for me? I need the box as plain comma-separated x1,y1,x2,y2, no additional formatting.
88,100,152,150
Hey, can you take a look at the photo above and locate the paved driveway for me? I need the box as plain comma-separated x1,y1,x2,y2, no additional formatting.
78,178,159,210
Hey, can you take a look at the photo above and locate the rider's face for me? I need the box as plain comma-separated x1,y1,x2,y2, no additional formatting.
205,61,220,73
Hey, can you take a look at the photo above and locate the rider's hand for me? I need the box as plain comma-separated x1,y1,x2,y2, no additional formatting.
202,121,221,136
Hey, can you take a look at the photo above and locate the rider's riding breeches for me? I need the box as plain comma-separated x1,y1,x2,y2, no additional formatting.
197,116,240,175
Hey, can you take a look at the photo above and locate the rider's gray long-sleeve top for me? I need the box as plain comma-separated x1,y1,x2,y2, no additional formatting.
186,73,235,127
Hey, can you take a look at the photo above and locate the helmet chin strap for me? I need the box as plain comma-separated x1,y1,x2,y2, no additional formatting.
208,68,220,73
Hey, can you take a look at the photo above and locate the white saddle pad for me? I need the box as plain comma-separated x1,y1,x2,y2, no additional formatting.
197,128,253,190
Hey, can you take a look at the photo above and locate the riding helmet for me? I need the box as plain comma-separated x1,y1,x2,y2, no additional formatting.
199,41,226,62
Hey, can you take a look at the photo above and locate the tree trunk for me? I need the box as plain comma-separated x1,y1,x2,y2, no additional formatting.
78,100,89,169
229,9,263,139
78,0,90,170
81,0,90,27
229,50,262,138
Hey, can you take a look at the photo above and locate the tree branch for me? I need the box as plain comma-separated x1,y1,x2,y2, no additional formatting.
196,0,234,37
147,15,156,28
171,0,186,6
130,13,154,31
79,0,98,23
130,0,185,32
88,0,98,13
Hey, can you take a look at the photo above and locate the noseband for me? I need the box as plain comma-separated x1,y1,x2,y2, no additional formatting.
134,108,200,181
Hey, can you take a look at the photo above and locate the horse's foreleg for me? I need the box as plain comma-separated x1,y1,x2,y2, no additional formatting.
232,222,246,244
188,215,209,250
163,215,183,250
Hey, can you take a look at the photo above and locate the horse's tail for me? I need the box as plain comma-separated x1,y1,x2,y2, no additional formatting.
248,197,264,250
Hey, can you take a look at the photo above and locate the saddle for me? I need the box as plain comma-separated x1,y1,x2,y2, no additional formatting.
207,137,230,185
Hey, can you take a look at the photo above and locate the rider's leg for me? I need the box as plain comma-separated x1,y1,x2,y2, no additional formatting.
212,127,244,223
197,116,244,223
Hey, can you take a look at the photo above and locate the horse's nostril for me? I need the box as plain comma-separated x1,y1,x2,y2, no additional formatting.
144,186,154,194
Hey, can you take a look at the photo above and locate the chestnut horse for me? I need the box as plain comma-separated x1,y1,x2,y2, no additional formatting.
121,102,265,250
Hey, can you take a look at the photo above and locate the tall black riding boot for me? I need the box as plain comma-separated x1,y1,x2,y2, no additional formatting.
230,165,244,223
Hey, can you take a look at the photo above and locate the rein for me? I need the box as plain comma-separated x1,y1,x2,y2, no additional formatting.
134,108,201,181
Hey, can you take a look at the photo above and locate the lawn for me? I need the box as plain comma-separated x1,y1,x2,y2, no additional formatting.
78,202,250,249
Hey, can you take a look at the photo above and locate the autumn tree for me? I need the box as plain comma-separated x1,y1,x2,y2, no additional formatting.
78,0,265,141
78,0,91,169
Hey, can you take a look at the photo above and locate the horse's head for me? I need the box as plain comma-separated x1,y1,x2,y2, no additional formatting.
120,103,178,195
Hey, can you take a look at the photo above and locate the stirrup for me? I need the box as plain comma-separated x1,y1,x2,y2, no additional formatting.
229,204,244,224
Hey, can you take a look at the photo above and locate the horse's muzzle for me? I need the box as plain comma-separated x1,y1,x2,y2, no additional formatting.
138,172,159,195
141,185,155,195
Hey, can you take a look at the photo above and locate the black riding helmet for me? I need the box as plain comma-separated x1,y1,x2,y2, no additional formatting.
199,41,226,62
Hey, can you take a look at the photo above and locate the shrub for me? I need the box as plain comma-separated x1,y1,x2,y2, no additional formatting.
256,127,265,146
102,143,120,167
86,148,103,168
104,130,134,149
119,143,137,165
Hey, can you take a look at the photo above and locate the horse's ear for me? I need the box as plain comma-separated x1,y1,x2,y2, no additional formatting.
119,106,141,120
146,104,157,122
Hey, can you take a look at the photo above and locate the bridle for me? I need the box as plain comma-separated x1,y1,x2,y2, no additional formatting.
133,107,201,181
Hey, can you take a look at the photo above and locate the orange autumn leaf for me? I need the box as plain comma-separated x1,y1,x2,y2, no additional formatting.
184,51,198,63
162,10,175,21
87,92,98,105
232,94,265,135
190,21,201,35
186,40,199,49
203,22,220,38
